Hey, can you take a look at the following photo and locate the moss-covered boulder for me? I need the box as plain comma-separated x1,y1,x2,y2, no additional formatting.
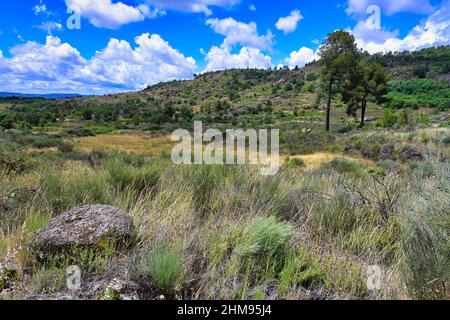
30,205,135,257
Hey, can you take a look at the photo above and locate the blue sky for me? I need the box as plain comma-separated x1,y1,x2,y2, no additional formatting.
0,0,449,94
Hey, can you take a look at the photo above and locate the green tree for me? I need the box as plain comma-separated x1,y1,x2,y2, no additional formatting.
0,112,15,129
342,61,389,127
132,114,142,126
319,30,360,131
413,64,429,78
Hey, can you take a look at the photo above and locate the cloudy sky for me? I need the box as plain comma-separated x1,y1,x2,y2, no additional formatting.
0,0,449,95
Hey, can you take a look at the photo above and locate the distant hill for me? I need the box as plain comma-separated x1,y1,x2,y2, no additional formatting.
1,46,448,127
67,46,449,109
0,92,86,99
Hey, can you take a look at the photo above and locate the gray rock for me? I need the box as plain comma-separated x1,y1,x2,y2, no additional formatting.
104,278,139,300
403,148,424,161
364,117,379,124
26,293,82,300
30,205,135,254
380,145,395,160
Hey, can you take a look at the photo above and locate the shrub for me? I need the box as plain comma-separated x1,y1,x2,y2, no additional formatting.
31,267,65,294
106,158,159,193
32,136,61,149
0,112,15,129
0,149,32,175
442,135,450,145
57,142,74,153
62,128,96,137
306,73,318,82
135,243,183,292
235,216,294,263
279,248,326,295
226,216,294,298
284,157,306,169
379,110,399,128
321,158,364,175
386,78,450,110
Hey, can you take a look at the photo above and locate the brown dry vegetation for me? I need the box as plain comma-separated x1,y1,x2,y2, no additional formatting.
74,134,175,156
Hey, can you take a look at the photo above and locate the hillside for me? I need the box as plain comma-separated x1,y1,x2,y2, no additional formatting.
69,46,450,107
1,46,449,139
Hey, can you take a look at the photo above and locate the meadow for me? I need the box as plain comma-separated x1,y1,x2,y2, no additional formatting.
1,118,448,300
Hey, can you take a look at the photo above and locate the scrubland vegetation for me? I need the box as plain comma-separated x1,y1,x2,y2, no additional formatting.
0,39,449,300
1,122,448,300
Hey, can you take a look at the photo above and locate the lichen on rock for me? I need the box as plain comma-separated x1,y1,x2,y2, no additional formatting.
30,205,135,257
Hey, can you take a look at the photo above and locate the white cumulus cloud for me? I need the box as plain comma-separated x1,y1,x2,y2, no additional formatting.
144,0,241,16
206,18,273,50
350,20,399,44
64,0,148,29
203,17,274,72
64,0,241,28
346,0,434,16
355,0,450,53
285,46,318,68
0,34,197,94
204,46,272,72
275,10,303,34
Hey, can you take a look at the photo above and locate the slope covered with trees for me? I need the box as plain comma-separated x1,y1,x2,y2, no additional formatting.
0,45,448,134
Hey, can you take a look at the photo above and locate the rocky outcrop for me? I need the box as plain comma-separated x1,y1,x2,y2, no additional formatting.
403,148,424,161
30,205,135,255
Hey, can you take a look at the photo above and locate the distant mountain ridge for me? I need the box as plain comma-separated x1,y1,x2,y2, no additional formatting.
0,92,86,99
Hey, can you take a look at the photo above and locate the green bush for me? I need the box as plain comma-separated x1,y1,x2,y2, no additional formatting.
31,267,65,295
322,158,364,175
442,135,450,145
386,78,450,110
32,136,61,149
0,112,15,129
379,110,399,128
57,142,75,153
235,216,294,262
62,128,96,137
0,149,32,175
279,248,326,295
106,158,159,193
284,157,306,169
135,243,183,291
306,73,318,82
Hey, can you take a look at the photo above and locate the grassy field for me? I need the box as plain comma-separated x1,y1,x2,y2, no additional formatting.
73,132,371,170
1,120,449,300
74,134,176,156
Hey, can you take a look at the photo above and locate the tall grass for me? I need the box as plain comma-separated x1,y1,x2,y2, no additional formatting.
0,132,448,299
134,242,184,293
402,160,450,299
